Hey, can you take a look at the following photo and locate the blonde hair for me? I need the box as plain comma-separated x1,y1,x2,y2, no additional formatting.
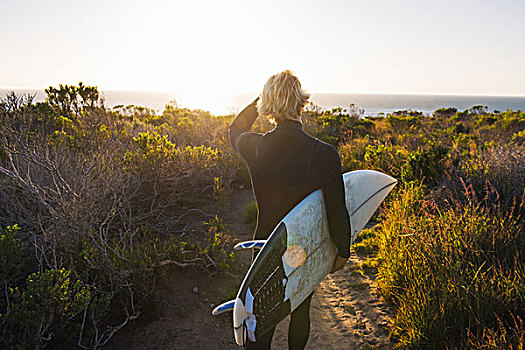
257,70,310,124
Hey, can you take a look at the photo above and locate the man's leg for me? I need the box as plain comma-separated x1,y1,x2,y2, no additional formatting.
246,326,276,350
288,293,313,350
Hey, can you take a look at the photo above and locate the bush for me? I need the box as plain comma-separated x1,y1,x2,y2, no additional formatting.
402,142,449,186
0,225,26,287
4,269,91,348
0,85,238,348
363,143,408,179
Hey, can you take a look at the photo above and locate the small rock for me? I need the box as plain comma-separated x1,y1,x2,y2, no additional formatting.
210,303,215,308
239,185,244,189
193,287,199,293
379,321,389,327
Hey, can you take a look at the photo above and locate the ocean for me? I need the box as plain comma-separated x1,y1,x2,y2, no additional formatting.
1,89,524,116
311,93,525,116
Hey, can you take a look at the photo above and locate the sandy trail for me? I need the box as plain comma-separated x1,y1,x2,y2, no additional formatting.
106,187,392,349
271,253,392,349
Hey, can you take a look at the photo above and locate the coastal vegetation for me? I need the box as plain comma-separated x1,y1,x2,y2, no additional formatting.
1,83,524,348
0,85,237,348
325,104,525,348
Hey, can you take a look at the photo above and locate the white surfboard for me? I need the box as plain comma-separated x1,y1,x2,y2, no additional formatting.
213,170,396,346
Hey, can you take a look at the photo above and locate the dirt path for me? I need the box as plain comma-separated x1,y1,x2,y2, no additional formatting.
106,187,392,349
271,252,392,349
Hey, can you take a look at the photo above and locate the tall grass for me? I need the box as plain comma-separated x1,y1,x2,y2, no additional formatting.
303,104,525,348
307,105,525,348
376,165,525,348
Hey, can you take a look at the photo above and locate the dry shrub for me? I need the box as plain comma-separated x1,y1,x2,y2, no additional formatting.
0,88,237,348
436,145,525,218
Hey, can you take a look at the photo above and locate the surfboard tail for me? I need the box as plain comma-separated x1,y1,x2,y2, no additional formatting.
213,297,253,345
233,297,248,345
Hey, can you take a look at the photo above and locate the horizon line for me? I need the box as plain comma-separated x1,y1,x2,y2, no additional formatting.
312,91,525,98
1,87,525,99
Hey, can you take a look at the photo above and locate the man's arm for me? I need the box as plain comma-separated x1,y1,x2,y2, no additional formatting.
229,98,259,152
321,147,351,273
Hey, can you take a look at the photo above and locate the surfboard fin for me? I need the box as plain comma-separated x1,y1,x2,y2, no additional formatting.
212,300,235,315
234,240,267,250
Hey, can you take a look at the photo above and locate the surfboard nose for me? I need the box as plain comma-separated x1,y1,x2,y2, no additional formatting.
343,170,397,240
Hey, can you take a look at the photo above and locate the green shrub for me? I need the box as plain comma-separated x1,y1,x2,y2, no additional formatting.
363,143,408,179
338,136,370,172
314,106,372,145
386,114,422,134
402,142,449,186
0,225,25,286
204,215,236,270
433,107,457,119
2,268,91,348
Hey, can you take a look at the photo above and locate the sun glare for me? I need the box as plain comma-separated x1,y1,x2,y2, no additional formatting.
1,0,524,103
98,0,272,114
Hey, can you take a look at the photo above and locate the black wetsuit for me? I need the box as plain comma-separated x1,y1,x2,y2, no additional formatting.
229,101,351,349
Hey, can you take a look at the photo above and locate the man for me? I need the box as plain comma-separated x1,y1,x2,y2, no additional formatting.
229,70,350,349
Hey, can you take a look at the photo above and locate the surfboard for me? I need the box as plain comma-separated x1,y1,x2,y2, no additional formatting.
213,170,397,346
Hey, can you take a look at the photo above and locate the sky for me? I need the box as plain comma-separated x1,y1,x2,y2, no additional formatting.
1,0,524,110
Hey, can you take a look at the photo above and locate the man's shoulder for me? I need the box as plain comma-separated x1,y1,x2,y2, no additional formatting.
235,132,263,163
309,136,339,158
237,131,264,148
